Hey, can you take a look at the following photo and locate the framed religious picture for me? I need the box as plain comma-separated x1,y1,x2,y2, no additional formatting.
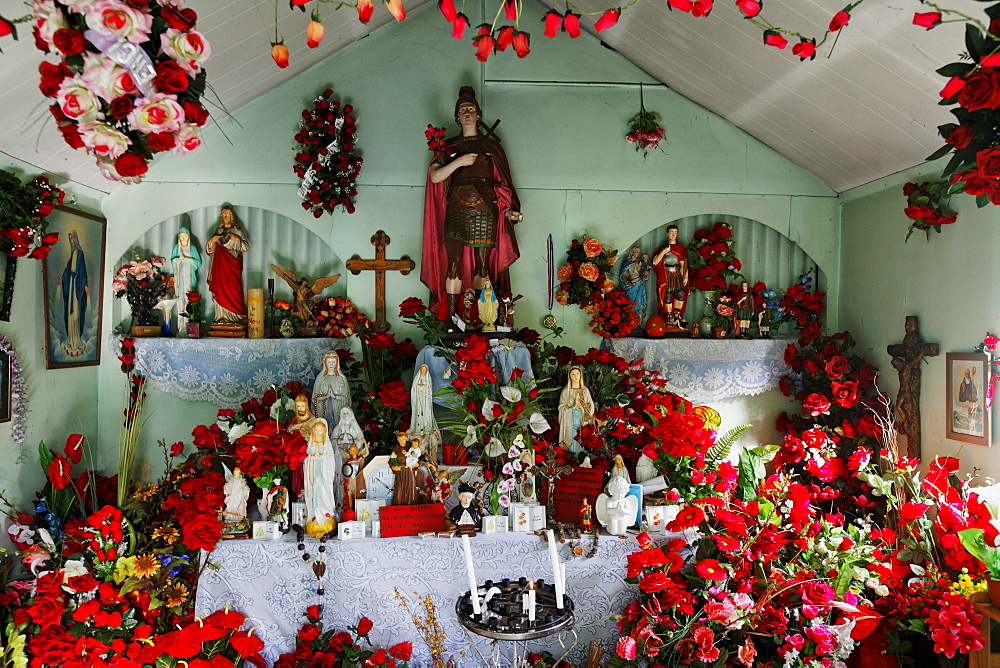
0,249,15,322
41,206,106,369
946,352,991,447
0,345,10,423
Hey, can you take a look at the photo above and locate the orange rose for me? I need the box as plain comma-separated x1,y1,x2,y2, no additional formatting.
578,262,599,282
556,263,573,282
555,290,569,305
583,238,603,257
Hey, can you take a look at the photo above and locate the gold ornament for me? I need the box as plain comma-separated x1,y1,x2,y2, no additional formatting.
542,314,558,330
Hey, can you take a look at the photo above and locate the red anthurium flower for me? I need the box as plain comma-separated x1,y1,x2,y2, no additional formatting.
48,454,72,490
763,29,787,49
452,14,469,39
438,0,458,21
0,17,13,38
385,0,406,21
913,11,942,29
939,75,966,99
563,10,581,37
669,0,693,11
512,30,530,57
357,0,374,22
543,10,562,37
504,0,517,20
734,0,761,18
474,33,496,61
270,41,289,68
496,25,515,50
792,38,816,60
65,434,85,464
594,8,620,32
829,10,850,31
306,19,324,48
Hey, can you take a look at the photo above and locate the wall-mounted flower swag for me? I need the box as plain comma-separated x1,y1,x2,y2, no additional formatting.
293,88,362,217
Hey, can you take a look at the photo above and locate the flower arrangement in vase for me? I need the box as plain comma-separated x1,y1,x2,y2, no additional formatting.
181,290,205,337
112,255,169,333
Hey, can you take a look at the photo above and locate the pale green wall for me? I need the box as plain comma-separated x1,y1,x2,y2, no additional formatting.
840,162,1000,479
0,152,106,544
87,0,839,476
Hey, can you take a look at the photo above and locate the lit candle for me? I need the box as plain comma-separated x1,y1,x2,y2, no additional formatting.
461,534,481,615
546,529,564,609
527,580,536,622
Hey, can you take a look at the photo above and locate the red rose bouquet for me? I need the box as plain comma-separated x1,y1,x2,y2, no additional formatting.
687,221,743,293
32,0,212,182
312,296,367,338
293,88,363,217
275,607,411,668
776,270,825,328
0,170,64,259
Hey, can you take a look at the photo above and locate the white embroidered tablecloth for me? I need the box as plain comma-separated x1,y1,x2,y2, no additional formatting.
125,337,351,408
607,337,792,403
195,532,643,666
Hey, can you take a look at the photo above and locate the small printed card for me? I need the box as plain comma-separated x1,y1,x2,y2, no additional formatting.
355,498,387,530
252,521,280,540
371,520,381,538
527,504,546,532
510,503,532,532
338,520,367,541
644,506,666,534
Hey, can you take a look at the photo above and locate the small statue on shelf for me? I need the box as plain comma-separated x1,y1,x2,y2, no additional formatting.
557,366,595,457
390,432,437,505
733,281,753,339
651,224,688,330
609,454,631,486
596,476,638,537
205,206,249,334
478,277,499,332
270,264,341,335
757,304,772,339
409,364,441,463
171,226,202,334
259,477,290,533
341,437,370,513
580,498,593,532
619,245,650,327
448,482,483,532
313,353,352,431
635,453,658,483
428,468,466,503
304,419,339,537
222,467,250,535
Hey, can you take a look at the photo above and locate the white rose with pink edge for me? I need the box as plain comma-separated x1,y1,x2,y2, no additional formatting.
128,93,185,134
85,0,153,44
56,77,103,123
61,0,100,11
81,53,137,102
78,121,131,159
96,156,142,185
33,0,69,47
160,28,211,75
171,124,202,156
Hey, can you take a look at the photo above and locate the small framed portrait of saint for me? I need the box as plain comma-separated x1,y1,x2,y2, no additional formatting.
946,352,991,447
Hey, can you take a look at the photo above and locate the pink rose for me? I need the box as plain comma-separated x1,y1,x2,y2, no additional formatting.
57,77,102,122
128,93,185,134
171,124,202,155
78,121,131,159
85,0,153,44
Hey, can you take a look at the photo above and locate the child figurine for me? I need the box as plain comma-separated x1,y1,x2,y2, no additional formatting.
259,477,290,533
580,498,593,532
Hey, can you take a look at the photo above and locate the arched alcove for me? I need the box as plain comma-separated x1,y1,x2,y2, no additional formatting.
618,213,825,325
111,205,345,327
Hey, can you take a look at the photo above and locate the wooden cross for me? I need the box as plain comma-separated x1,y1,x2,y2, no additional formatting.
536,444,574,523
887,315,939,460
345,230,415,333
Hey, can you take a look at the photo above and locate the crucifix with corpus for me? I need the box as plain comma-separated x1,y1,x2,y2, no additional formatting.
346,230,415,333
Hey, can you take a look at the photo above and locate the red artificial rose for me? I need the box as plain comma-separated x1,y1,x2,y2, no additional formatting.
49,104,85,149
182,100,209,126
306,605,321,623
377,381,408,409
154,60,189,94
792,39,816,61
945,124,974,149
824,355,850,379
829,10,850,31
977,145,1000,178
357,617,374,635
543,10,562,37
799,320,823,341
831,380,860,409
181,514,223,551
27,597,65,629
940,76,968,99
389,641,413,660
594,8,619,32
271,42,290,68
912,11,942,29
52,29,85,55
958,67,1000,110
802,393,831,416
114,151,149,178
562,11,581,38
899,502,929,521
734,0,761,18
161,4,198,30
109,95,134,120
398,296,426,317
38,60,71,97
474,33,496,62
0,17,11,37
763,30,787,49
146,132,176,152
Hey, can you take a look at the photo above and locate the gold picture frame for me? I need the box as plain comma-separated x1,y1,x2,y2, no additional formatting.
946,352,991,447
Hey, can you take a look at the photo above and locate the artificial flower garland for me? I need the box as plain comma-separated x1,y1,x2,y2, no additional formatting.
292,88,363,217
31,0,212,183
0,170,64,260
555,236,639,338
0,335,29,456
902,180,959,240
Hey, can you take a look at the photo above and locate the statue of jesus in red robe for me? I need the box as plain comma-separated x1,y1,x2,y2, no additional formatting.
206,206,249,323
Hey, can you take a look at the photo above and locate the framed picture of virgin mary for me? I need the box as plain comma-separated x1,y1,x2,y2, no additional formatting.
42,206,107,369
946,352,990,447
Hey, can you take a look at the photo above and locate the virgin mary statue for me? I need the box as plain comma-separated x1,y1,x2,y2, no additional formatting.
171,226,202,333
408,364,441,463
312,353,352,430
558,365,595,456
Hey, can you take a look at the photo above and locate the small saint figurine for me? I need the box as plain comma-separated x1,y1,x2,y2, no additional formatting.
390,432,425,505
757,304,772,339
609,454,631,486
596,476,639,537
733,281,753,339
580,498,593,532
448,482,483,532
205,206,250,330
478,277,499,332
222,467,250,530
313,353,352,431
288,392,320,499
341,438,370,514
270,263,341,334
557,366,595,456
259,477,290,533
651,224,688,329
409,364,441,463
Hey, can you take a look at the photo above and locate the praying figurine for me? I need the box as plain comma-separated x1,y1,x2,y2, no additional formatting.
478,277,499,332
313,353,352,431
609,454,631,486
222,467,250,530
304,419,339,537
557,366,595,456
596,476,639,537
409,364,441,463
448,482,483,531
259,477,290,533
171,226,202,334
580,498,593,532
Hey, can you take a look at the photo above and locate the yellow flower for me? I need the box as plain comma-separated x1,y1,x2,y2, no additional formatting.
131,554,161,578
133,482,159,500
6,631,27,668
113,556,136,584
163,580,189,608
152,526,179,545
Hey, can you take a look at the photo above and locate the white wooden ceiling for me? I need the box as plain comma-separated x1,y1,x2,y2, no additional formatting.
0,0,967,193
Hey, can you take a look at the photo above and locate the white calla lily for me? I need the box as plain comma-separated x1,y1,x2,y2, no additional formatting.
500,386,522,402
485,437,506,457
528,413,550,434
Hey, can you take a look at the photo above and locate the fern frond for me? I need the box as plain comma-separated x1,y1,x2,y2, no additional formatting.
707,423,752,463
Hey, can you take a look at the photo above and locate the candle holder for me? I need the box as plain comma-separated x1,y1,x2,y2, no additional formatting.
456,580,574,641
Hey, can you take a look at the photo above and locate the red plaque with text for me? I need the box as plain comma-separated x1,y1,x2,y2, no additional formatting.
539,467,605,523
379,503,446,537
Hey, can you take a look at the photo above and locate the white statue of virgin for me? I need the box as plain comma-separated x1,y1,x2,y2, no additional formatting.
170,225,202,334
557,365,595,456
331,407,365,511
303,419,339,537
312,353,352,430
408,364,441,464
223,467,250,524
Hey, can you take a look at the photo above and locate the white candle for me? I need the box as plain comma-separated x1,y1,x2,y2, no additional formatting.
527,580,536,622
546,529,564,609
461,534,481,615
560,562,567,603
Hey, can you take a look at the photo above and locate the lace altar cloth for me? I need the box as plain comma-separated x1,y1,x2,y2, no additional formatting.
607,337,791,403
126,337,351,408
196,532,642,666
415,343,536,406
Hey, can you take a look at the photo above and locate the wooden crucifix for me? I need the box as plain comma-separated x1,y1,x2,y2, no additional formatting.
345,230,415,333
887,315,939,460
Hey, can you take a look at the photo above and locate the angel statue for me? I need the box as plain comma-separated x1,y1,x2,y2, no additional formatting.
270,264,341,333
596,475,638,537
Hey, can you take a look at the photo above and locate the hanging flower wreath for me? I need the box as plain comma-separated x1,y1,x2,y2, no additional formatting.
293,88,363,217
31,0,212,183
0,335,29,457
902,181,959,241
312,296,368,338
0,170,64,260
